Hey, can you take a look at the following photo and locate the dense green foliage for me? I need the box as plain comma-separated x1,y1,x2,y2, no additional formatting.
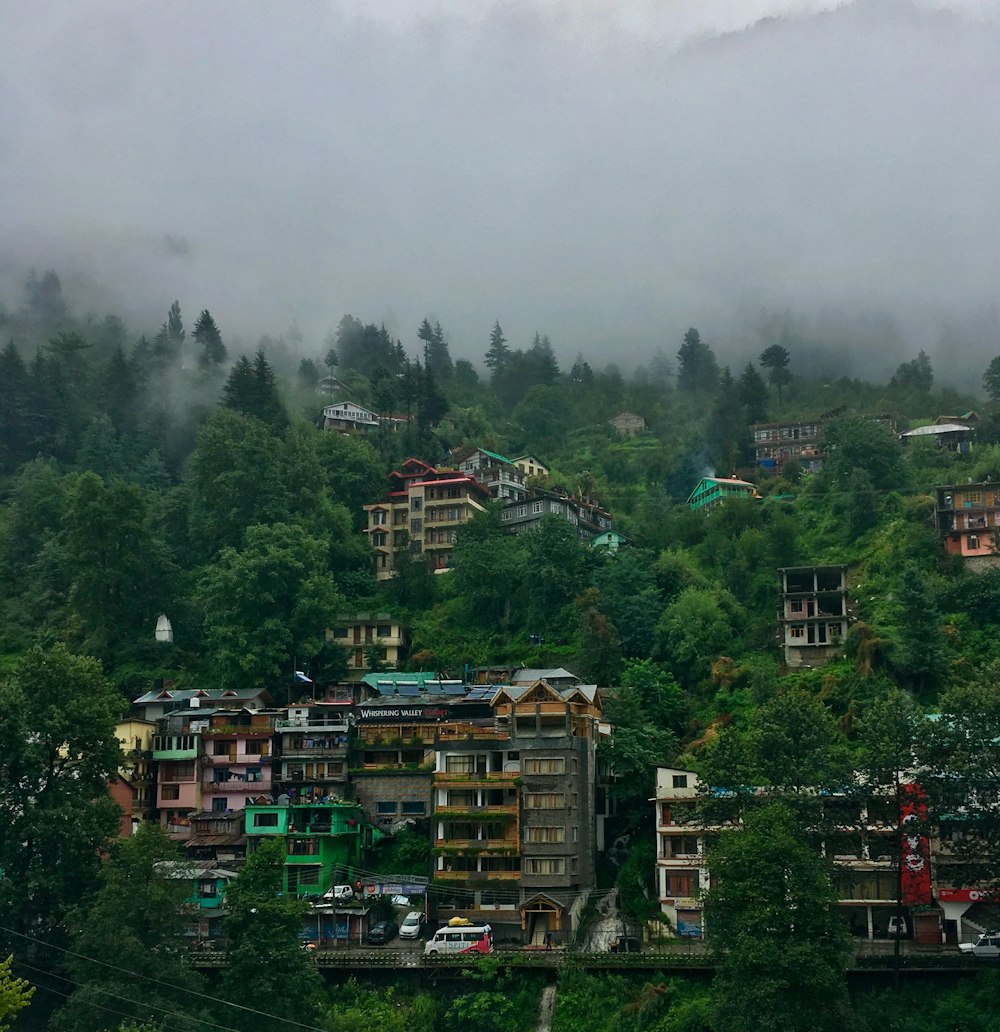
8,272,1000,1027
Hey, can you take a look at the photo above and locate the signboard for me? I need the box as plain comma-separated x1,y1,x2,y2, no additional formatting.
900,782,932,906
356,702,493,722
938,887,998,903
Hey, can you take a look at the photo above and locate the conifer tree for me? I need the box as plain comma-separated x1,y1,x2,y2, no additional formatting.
484,320,510,375
193,309,226,366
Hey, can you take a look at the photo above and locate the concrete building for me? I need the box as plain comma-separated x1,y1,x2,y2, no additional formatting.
779,565,849,668
363,458,490,578
327,613,406,678
653,767,937,944
454,447,528,501
935,482,1000,569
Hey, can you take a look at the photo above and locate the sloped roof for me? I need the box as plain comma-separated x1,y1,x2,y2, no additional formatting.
900,423,972,437
511,668,578,684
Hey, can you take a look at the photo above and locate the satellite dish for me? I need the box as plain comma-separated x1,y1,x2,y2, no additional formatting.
155,614,174,644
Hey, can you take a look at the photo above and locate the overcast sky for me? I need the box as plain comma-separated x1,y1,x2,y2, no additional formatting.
3,0,999,381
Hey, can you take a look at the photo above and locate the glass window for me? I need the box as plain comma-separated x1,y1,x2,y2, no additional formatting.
254,812,279,827
524,757,565,775
401,801,426,815
672,774,688,789
377,801,398,814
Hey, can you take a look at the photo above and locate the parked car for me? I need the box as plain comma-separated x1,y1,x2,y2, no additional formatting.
959,932,1000,958
609,935,642,954
366,920,399,945
323,884,354,903
399,911,425,939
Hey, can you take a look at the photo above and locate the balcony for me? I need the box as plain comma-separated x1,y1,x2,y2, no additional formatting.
434,869,520,882
435,771,520,784
275,717,350,733
280,745,348,760
207,779,272,793
434,805,518,818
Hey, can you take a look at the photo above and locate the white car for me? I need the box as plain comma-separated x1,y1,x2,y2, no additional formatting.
399,911,425,939
959,932,1000,958
323,884,354,903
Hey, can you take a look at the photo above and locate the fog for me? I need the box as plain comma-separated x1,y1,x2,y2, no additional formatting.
2,0,999,385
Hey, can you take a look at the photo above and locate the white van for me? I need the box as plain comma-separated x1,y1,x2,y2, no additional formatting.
424,924,494,956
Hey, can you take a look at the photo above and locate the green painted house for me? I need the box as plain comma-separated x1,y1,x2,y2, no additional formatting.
245,800,366,897
687,476,759,512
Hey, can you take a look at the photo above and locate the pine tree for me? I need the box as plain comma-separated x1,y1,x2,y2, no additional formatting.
251,349,288,430
484,320,510,374
738,362,769,423
193,309,227,366
677,327,719,392
166,299,185,358
0,341,30,472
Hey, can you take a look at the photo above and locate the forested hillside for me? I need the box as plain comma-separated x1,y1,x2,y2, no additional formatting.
7,271,1000,1031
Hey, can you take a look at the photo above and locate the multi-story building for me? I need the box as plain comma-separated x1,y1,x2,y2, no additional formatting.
752,412,896,474
454,447,528,501
322,400,381,434
512,454,550,481
200,708,279,815
274,702,351,804
654,767,938,943
433,679,604,946
501,489,612,540
154,860,240,942
151,711,206,840
935,482,1000,568
779,565,849,668
687,476,758,511
134,688,274,838
245,798,366,897
752,419,823,473
363,458,490,578
111,717,157,836
327,613,406,678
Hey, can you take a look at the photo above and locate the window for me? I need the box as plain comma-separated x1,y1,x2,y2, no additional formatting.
246,740,263,755
532,501,543,514
790,600,803,614
663,870,698,897
213,741,229,756
377,624,392,637
502,510,511,521
287,865,321,890
410,518,422,533
523,793,565,809
401,801,426,815
524,858,566,875
211,797,226,814
446,755,475,773
524,826,565,843
672,774,689,789
377,801,398,815
246,766,263,782
524,757,565,775
970,535,980,549
288,838,319,855
790,626,804,639
572,826,579,842
411,497,422,511
161,785,180,800
667,835,699,857
198,879,217,898
373,510,386,526
254,812,279,827
517,505,527,517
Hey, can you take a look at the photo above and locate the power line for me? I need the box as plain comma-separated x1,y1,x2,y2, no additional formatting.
13,961,195,1032
0,925,330,1032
